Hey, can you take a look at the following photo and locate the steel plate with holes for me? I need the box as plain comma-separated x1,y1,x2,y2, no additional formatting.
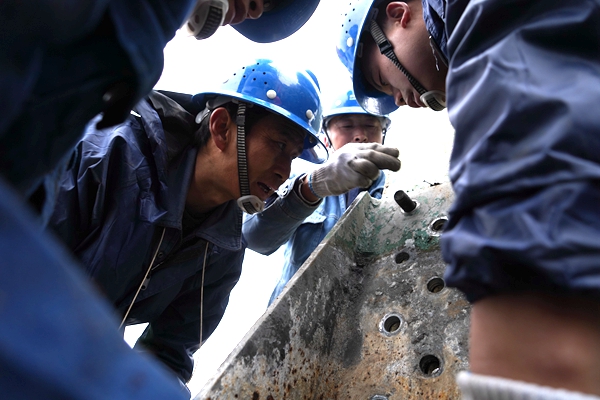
196,182,470,399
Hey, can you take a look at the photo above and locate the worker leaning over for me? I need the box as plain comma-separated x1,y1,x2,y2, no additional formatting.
337,0,600,399
48,59,327,396
243,86,400,305
0,2,320,398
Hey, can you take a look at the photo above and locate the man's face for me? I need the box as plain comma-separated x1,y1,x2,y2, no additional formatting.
326,114,383,150
361,9,447,108
244,113,305,201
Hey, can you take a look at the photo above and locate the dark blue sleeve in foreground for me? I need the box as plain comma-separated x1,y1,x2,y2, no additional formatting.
0,177,188,400
442,0,600,302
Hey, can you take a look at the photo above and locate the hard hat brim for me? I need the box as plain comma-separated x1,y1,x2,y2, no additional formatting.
232,0,320,43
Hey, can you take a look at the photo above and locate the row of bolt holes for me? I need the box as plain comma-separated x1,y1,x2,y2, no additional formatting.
380,308,443,378
367,216,447,397
378,219,447,379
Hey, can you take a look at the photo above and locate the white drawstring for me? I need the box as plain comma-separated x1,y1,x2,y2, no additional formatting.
119,227,166,329
199,241,209,347
119,229,209,357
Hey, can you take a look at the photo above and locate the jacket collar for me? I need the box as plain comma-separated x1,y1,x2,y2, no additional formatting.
198,200,243,251
422,0,449,61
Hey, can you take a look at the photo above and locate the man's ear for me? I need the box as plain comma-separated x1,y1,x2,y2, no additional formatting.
209,107,233,151
322,130,336,150
322,132,330,148
386,2,411,29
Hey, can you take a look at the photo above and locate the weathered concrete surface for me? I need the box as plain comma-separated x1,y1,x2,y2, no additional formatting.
196,183,470,399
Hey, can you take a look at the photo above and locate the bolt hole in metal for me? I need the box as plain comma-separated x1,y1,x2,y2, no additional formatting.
429,217,447,233
427,277,445,293
370,396,388,400
420,354,442,377
379,312,403,336
395,251,409,264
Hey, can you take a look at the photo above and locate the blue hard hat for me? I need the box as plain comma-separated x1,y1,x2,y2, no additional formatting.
323,88,391,133
233,0,321,43
337,0,398,116
193,58,327,163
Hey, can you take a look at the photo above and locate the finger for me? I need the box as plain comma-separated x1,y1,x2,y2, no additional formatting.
368,144,400,158
358,149,401,172
348,158,381,181
347,142,398,157
355,175,374,189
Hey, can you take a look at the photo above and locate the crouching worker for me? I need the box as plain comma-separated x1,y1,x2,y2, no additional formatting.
48,58,326,392
243,87,400,305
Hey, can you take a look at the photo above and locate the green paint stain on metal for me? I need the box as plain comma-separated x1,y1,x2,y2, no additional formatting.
327,191,448,258
413,229,439,250
433,196,446,208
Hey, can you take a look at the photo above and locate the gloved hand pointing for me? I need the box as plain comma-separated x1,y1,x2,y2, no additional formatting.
308,143,401,198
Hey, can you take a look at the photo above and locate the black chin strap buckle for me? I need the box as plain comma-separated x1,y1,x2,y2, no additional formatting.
377,38,393,55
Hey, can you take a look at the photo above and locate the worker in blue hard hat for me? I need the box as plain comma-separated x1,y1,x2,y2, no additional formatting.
336,0,447,115
243,86,398,305
48,59,325,395
337,1,600,399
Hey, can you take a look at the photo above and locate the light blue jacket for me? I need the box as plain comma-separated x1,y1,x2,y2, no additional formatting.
243,159,385,304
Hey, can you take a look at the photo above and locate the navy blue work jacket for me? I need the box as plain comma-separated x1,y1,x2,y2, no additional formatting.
424,0,600,302
1,0,195,221
0,175,188,399
50,91,246,383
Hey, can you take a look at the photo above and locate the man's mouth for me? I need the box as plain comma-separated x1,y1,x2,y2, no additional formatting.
257,182,274,198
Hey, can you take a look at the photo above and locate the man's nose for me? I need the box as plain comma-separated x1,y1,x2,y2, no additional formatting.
393,88,406,107
353,129,368,143
274,155,292,182
246,0,264,19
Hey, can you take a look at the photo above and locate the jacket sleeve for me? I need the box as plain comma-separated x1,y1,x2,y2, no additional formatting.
135,248,244,383
0,179,188,400
441,0,600,302
48,119,106,252
48,116,141,254
243,174,321,255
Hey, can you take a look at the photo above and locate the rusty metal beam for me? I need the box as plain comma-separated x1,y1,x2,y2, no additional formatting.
196,182,470,399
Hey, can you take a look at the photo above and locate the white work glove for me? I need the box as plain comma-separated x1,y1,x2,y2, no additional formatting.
308,143,401,198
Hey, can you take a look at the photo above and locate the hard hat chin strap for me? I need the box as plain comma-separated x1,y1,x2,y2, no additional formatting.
185,0,228,40
235,102,265,214
368,20,446,111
